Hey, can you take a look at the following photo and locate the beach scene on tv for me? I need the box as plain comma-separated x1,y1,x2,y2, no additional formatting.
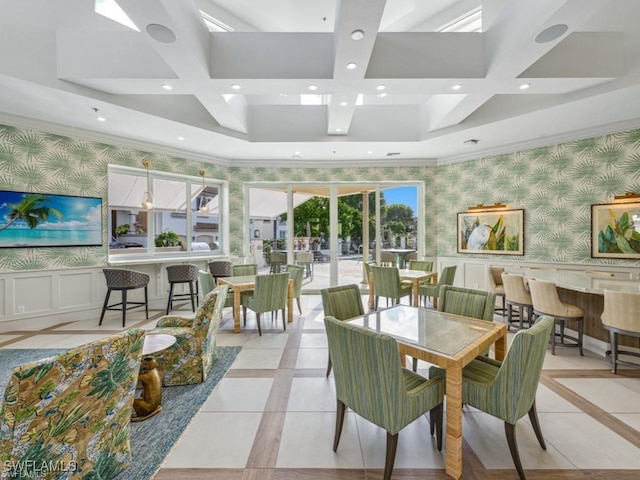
0,190,102,248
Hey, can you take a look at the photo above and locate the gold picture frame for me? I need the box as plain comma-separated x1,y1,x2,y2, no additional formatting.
457,209,524,255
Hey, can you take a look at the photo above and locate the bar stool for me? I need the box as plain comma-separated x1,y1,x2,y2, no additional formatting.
601,290,640,373
501,273,534,330
528,278,584,355
487,266,506,318
166,264,200,314
208,260,232,282
100,268,149,327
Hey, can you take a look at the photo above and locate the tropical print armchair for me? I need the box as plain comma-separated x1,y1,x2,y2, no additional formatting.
152,285,228,386
0,328,145,480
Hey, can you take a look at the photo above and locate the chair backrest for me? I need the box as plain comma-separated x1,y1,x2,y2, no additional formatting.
252,273,290,313
480,316,554,423
285,264,305,297
601,290,640,333
528,278,564,315
487,266,504,290
166,263,199,282
324,315,406,432
103,268,149,288
371,265,401,298
321,284,364,320
437,265,457,287
380,251,395,266
296,251,313,264
193,284,228,332
437,285,496,321
270,251,287,263
0,328,145,477
208,260,232,280
363,261,377,283
501,273,532,305
405,251,418,261
409,260,433,272
198,270,215,298
232,264,257,276
201,285,229,375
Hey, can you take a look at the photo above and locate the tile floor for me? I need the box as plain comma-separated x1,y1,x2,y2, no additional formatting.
1,294,640,480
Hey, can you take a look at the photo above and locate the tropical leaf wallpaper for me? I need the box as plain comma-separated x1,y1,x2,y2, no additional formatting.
1,121,640,271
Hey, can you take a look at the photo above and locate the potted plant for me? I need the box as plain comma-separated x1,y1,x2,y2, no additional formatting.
155,230,183,248
115,224,130,237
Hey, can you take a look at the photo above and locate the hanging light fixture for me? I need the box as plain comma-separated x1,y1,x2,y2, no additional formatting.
199,170,209,213
141,159,154,209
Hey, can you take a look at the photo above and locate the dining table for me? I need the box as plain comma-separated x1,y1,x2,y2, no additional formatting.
368,268,437,309
347,305,507,480
217,274,294,333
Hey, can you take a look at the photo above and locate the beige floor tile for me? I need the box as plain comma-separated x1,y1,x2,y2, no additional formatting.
555,378,640,413
230,347,284,369
216,332,252,346
535,383,583,413
6,333,110,349
542,350,610,370
539,412,640,469
0,335,23,344
202,378,273,412
287,378,336,412
612,413,640,433
298,332,328,348
277,412,364,469
245,332,290,348
295,347,329,369
162,412,262,468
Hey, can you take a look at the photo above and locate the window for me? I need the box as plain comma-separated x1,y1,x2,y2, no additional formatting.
108,165,226,258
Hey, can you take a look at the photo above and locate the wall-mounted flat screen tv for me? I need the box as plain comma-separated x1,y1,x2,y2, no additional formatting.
0,190,103,248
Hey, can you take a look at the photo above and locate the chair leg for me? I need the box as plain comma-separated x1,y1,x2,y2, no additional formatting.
610,330,618,374
144,286,148,319
505,422,526,480
99,289,111,325
166,284,175,315
326,357,332,377
551,319,558,355
282,308,286,331
243,306,247,327
518,305,524,330
188,281,196,312
297,297,302,315
256,312,262,336
384,432,399,480
578,319,584,356
412,357,418,372
527,400,546,450
121,289,127,328
333,400,347,451
429,403,443,451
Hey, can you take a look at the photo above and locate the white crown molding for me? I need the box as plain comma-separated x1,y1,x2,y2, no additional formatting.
228,157,438,169
0,113,233,168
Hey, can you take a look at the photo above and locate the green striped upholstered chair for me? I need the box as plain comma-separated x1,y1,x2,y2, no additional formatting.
429,315,554,480
232,263,258,276
324,316,444,480
285,264,305,314
437,285,496,322
363,260,376,286
408,260,433,272
371,265,412,310
321,284,365,377
241,272,289,336
419,265,457,308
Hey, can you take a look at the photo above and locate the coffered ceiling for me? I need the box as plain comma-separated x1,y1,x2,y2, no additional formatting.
0,0,639,166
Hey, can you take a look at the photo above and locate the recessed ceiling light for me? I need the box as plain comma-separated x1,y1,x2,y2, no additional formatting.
178,136,184,141
452,84,463,90
231,84,241,90
162,83,173,91
367,150,373,154
146,23,176,44
339,101,348,106
336,128,343,132
97,116,107,122
519,83,531,90
535,24,568,44
376,84,386,91
346,62,357,70
308,84,318,91
351,29,364,40
377,93,387,98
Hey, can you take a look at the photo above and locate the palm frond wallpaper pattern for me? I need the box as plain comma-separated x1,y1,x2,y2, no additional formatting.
1,122,639,271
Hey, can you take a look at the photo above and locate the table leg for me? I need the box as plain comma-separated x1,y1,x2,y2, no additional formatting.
233,287,241,333
287,281,293,323
445,364,463,479
368,273,375,310
412,279,419,307
494,333,507,361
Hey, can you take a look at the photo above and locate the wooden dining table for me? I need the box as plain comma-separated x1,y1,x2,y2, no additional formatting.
217,274,294,333
368,268,437,309
347,305,507,480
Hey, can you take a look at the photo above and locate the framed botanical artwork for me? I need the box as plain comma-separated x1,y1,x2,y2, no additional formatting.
591,202,640,259
457,209,524,255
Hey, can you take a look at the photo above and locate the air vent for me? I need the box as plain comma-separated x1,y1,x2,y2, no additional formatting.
386,152,401,156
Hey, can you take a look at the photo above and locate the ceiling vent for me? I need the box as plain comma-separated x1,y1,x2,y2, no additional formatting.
386,152,401,156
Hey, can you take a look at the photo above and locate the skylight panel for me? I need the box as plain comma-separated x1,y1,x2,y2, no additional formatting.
300,94,322,105
94,0,139,32
200,10,234,32
438,7,482,33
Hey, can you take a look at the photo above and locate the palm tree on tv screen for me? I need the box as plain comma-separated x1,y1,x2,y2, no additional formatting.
0,194,62,232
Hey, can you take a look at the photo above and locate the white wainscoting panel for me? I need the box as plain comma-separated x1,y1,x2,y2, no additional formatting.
15,274,53,315
59,271,95,309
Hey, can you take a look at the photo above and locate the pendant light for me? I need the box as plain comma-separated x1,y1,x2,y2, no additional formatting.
141,159,154,209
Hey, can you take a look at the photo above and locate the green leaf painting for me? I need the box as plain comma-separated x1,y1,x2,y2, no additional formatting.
593,204,640,258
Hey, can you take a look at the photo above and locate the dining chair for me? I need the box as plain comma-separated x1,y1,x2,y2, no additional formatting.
437,285,496,322
419,265,457,308
152,285,228,385
408,260,433,272
363,260,377,285
296,251,314,280
286,264,305,314
429,315,555,480
232,263,258,276
487,266,506,318
502,273,534,330
269,251,287,273
380,250,395,267
528,278,584,355
325,315,444,480
242,272,289,336
99,268,149,327
165,263,200,314
370,265,412,310
321,284,365,377
600,290,640,373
